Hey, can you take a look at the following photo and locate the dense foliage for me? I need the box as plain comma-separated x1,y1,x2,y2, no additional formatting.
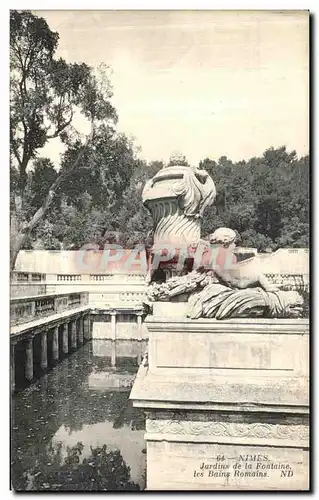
10,11,309,259
12,146,309,252
199,149,309,250
10,10,117,267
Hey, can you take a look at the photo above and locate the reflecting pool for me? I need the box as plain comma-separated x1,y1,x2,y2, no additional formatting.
11,341,146,491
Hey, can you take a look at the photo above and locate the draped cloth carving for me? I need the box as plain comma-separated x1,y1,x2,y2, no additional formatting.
145,270,304,319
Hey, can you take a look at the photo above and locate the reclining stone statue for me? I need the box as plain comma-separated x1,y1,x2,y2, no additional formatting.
195,227,278,292
143,163,304,320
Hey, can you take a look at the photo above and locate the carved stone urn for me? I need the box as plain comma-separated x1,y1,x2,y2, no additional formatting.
142,165,216,248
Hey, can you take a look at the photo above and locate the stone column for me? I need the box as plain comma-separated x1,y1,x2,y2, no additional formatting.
52,326,59,362
137,353,142,365
11,343,15,392
111,340,116,367
71,320,77,350
78,316,84,345
83,315,87,340
62,323,69,354
110,311,117,366
83,315,91,341
25,337,33,382
83,315,87,341
136,312,143,365
88,314,92,340
110,311,117,341
136,312,143,340
40,330,48,370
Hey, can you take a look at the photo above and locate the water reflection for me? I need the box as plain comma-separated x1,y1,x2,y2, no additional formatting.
11,341,146,491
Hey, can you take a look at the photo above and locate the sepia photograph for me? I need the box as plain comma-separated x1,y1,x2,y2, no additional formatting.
9,9,309,491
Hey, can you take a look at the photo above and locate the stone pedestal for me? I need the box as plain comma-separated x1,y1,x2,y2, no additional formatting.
130,308,309,491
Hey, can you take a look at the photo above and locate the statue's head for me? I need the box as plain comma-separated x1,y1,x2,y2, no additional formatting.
209,227,239,250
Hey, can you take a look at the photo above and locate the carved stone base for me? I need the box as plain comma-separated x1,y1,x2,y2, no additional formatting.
130,315,309,490
145,410,309,490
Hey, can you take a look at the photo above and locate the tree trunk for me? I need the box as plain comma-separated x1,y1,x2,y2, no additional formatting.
10,232,28,270
10,124,94,270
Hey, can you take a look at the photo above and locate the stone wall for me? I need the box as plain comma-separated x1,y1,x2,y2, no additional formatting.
10,283,47,298
15,249,146,275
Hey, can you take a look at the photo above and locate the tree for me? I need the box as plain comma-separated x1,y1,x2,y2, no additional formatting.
198,147,309,250
29,158,59,210
58,128,136,212
254,196,283,241
13,442,141,491
114,160,156,247
10,10,117,268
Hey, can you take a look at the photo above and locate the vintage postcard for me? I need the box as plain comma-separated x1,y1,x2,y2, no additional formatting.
10,9,309,491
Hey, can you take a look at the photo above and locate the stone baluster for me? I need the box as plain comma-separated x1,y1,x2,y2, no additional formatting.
25,337,34,382
52,325,59,362
31,299,36,318
40,329,48,370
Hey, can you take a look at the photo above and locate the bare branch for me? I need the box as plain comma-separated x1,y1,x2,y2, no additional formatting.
46,109,74,139
27,124,94,229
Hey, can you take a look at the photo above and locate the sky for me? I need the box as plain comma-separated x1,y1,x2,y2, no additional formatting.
35,10,309,166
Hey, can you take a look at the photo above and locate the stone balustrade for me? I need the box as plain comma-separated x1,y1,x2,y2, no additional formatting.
10,292,89,327
90,274,113,281
13,271,308,290
43,273,146,307
11,312,92,392
10,288,143,392
11,271,309,311
11,271,46,282
10,291,92,393
10,271,47,298
57,274,81,281
265,273,309,291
